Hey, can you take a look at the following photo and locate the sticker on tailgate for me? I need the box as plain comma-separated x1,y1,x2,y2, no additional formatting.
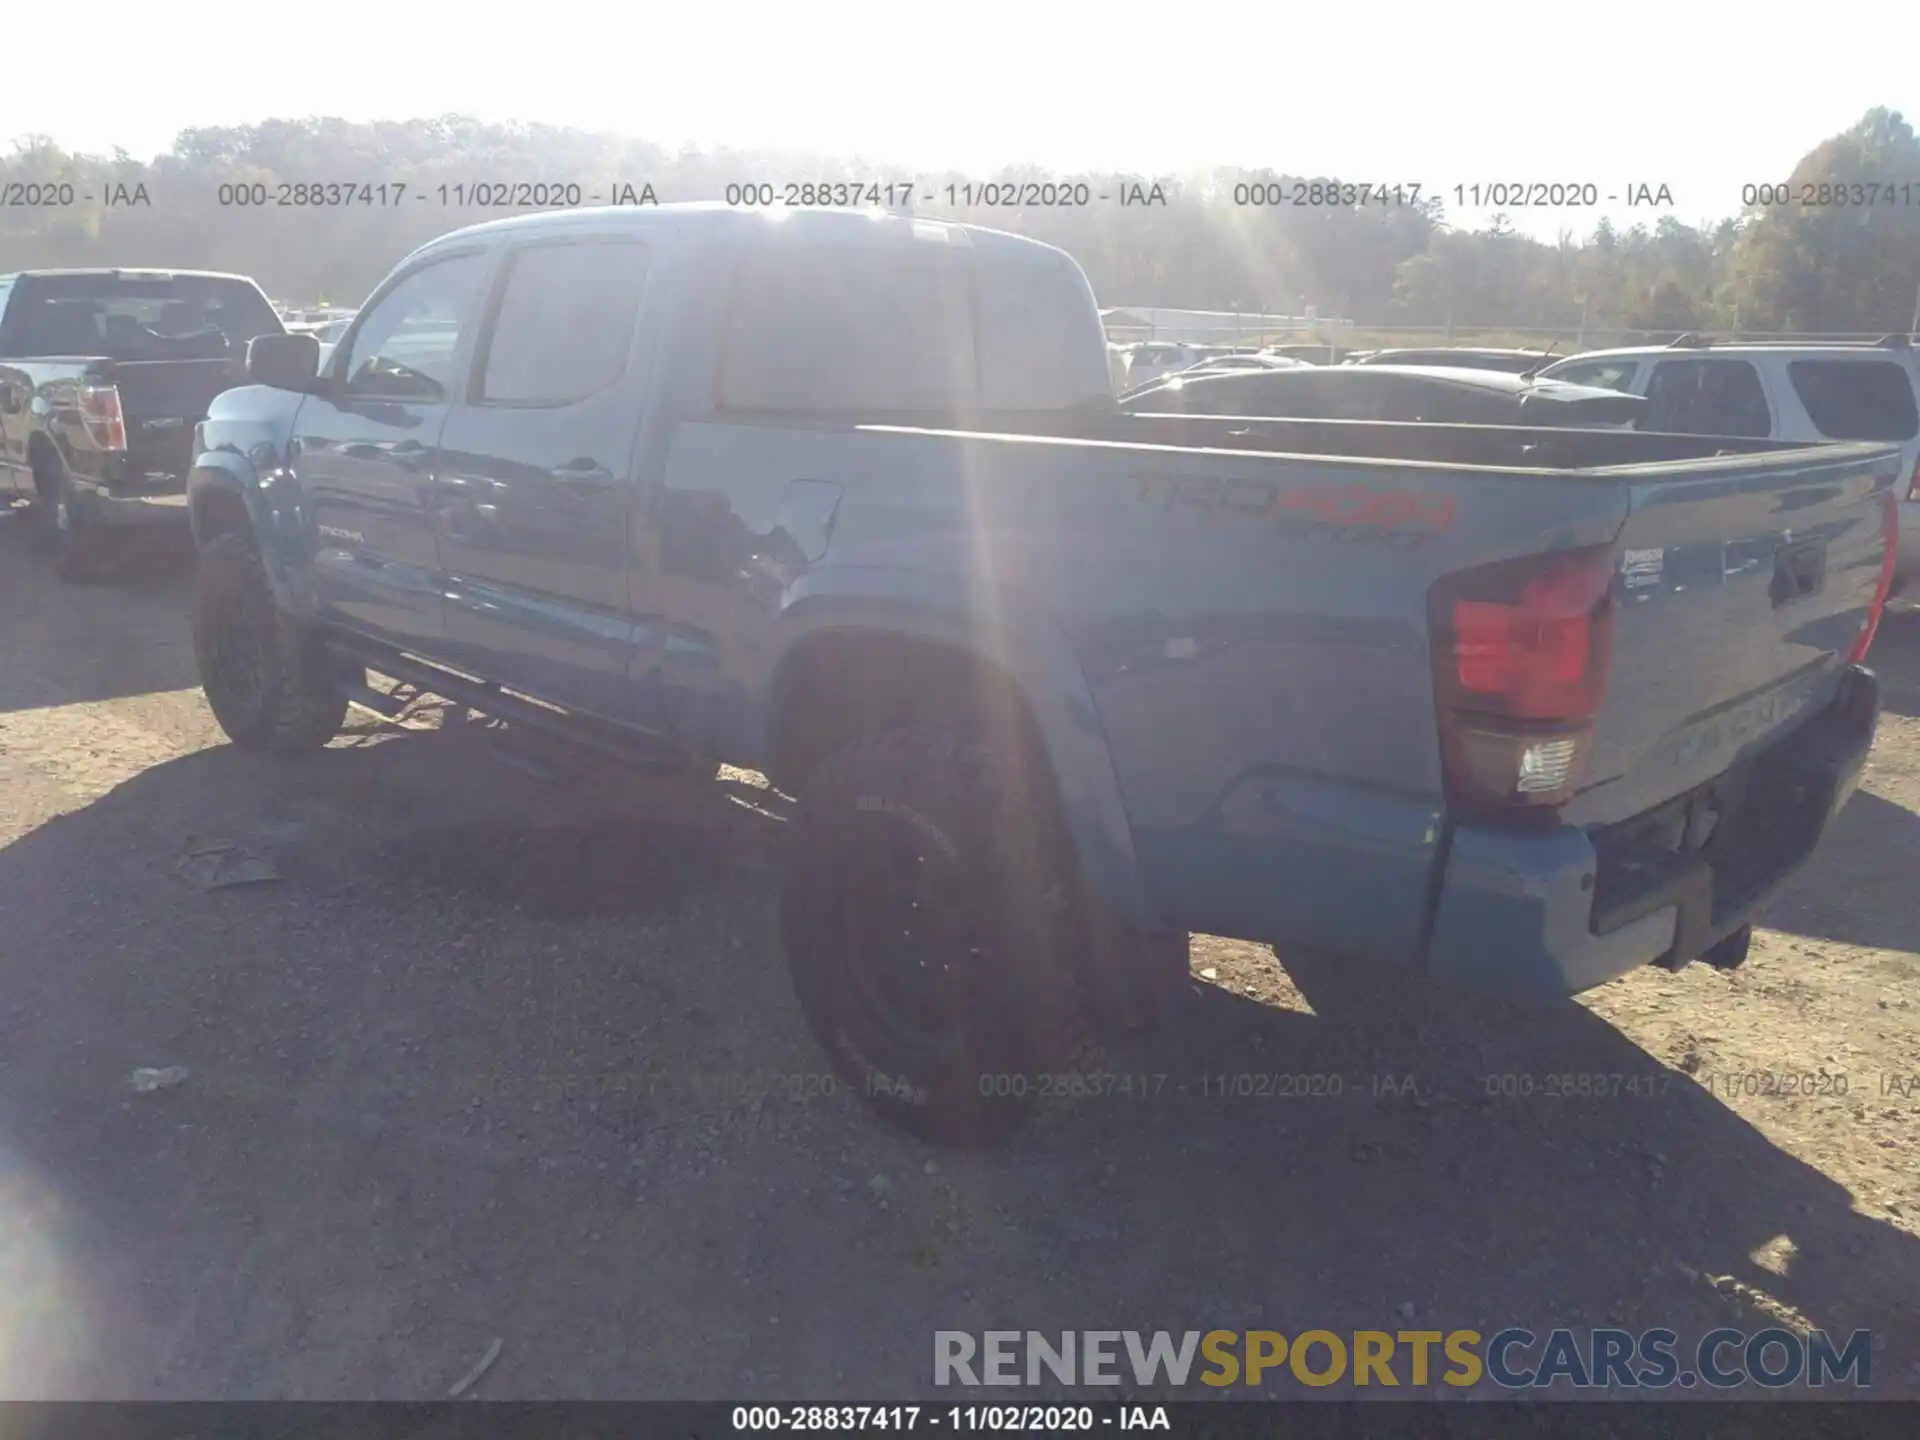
1622,548,1664,589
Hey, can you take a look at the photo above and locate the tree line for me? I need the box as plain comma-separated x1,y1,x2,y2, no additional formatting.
2,107,1917,337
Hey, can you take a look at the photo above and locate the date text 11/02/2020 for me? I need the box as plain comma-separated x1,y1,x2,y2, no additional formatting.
731,1406,1171,1432
9,177,1689,213
211,181,660,208
495,1067,1900,1107
721,181,1170,208
1230,181,1676,208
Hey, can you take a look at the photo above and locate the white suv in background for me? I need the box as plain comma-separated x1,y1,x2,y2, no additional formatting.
1540,339,1920,610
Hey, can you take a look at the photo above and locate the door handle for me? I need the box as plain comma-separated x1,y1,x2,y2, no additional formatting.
550,461,615,492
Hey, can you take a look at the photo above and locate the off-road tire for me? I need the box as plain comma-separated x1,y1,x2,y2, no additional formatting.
193,531,348,753
780,723,1103,1147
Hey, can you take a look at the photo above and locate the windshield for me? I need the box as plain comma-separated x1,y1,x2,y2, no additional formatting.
3,274,284,360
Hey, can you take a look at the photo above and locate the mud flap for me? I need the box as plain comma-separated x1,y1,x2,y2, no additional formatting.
1699,923,1753,972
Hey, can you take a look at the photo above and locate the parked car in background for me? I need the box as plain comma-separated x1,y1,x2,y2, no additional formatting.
1350,347,1556,374
0,268,284,578
1173,352,1307,376
1123,341,1220,388
1120,363,1648,428
1263,342,1354,364
281,305,356,329
310,314,357,369
188,206,1894,1150
1539,338,1920,608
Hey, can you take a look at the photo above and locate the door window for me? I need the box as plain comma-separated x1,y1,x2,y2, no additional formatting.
478,241,651,406
1786,360,1920,441
1170,375,1272,413
1386,379,1516,423
1640,359,1772,437
1274,372,1376,420
339,253,487,402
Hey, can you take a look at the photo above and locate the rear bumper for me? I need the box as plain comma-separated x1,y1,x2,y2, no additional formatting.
1424,664,1879,999
66,474,191,530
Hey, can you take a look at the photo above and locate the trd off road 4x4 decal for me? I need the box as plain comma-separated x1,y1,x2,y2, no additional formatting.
1133,471,1456,547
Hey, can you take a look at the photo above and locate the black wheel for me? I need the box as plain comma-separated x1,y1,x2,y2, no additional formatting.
36,457,121,583
193,531,348,753
780,723,1102,1147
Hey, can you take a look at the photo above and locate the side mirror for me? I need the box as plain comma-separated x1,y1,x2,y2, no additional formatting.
246,332,322,392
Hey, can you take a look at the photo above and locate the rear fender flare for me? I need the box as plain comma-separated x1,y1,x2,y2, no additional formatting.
766,567,1154,928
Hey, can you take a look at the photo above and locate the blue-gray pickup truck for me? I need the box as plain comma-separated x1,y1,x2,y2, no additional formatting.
187,205,1900,1145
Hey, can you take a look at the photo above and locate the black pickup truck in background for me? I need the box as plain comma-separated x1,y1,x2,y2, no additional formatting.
0,269,285,579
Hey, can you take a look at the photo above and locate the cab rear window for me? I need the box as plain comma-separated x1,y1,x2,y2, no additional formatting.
717,240,976,412
1786,360,1920,442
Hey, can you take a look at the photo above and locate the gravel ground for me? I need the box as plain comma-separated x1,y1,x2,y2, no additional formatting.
0,511,1915,1401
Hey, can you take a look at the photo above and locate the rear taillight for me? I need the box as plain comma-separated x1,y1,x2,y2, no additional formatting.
1429,545,1617,813
1848,487,1899,665
76,383,126,451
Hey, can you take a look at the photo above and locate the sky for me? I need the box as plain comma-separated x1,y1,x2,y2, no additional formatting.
5,1,1911,243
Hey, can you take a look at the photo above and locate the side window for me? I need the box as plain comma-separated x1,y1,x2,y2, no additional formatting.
0,278,14,354
1160,375,1275,414
1786,360,1920,442
339,252,486,402
1373,377,1430,422
1314,375,1388,420
1194,376,1271,413
1241,374,1329,417
1546,359,1640,393
1640,359,1772,437
477,240,651,405
1454,386,1524,424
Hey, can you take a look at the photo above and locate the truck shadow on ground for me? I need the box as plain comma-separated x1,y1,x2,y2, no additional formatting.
0,716,1914,1397
1092,977,1919,1395
1871,614,1920,719
0,509,198,712
1763,788,1920,952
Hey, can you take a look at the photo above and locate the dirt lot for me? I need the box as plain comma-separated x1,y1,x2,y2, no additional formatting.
0,512,1916,1401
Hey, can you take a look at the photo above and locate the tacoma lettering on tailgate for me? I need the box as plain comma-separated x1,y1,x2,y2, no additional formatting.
1657,669,1824,775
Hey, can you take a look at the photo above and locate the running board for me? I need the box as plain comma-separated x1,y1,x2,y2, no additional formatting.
329,640,693,777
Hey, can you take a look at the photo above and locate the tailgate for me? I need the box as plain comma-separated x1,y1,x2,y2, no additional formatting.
1570,441,1899,827
108,359,244,484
